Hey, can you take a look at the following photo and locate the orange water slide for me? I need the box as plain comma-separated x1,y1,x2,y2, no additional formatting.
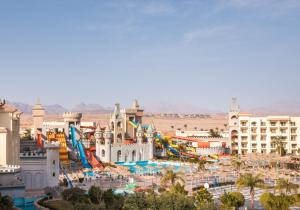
37,133,43,148
47,132,69,165
85,149,104,170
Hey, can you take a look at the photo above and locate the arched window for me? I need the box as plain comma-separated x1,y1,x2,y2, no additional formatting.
132,150,136,162
117,133,122,143
52,172,55,177
111,122,114,130
102,149,105,157
52,160,55,165
117,121,122,128
117,150,121,162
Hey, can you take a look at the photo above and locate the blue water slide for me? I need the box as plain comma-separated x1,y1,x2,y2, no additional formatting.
77,141,90,168
163,141,180,156
70,126,77,148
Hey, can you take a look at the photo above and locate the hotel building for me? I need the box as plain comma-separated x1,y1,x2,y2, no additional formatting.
229,98,300,155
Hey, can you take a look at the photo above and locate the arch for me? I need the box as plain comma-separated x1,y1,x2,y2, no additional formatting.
231,130,238,136
117,121,122,128
102,149,105,157
124,150,129,162
231,115,238,120
111,122,114,130
132,150,136,162
117,150,121,162
139,151,142,161
117,133,122,143
101,139,105,145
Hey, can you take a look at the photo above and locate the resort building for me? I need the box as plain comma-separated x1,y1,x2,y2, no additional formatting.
229,98,300,155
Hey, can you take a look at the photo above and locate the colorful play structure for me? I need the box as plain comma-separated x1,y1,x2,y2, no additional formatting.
46,131,70,165
70,126,104,170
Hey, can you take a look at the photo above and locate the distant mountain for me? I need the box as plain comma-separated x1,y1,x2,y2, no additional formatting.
246,101,300,116
45,104,68,115
8,101,32,114
71,103,112,114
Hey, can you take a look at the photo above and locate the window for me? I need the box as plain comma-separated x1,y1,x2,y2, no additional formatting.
52,160,55,165
291,129,297,134
242,136,248,141
290,122,296,126
252,144,257,148
53,172,55,177
251,122,257,126
270,122,277,126
280,122,286,126
252,136,257,141
261,122,266,126
102,149,105,157
261,135,266,141
261,144,266,149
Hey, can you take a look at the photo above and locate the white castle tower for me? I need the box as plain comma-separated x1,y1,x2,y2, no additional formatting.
44,141,60,187
136,124,144,144
147,125,154,160
110,103,123,144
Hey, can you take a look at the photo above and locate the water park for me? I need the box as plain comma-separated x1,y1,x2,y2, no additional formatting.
3,98,300,210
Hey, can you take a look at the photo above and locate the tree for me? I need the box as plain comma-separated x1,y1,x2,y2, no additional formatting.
0,193,13,210
194,127,198,131
273,136,285,156
123,192,150,210
169,183,188,195
160,168,185,187
184,124,188,130
170,125,174,130
236,173,264,210
275,178,299,194
193,187,214,209
89,186,104,204
197,159,207,172
159,191,195,210
231,157,245,172
209,129,221,138
220,192,245,210
260,192,293,210
103,189,124,210
62,187,89,204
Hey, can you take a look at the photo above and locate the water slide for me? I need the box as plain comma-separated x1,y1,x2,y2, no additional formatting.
60,163,73,188
85,149,104,170
56,133,70,165
37,133,43,148
70,126,90,168
128,120,138,128
77,141,90,168
162,141,180,156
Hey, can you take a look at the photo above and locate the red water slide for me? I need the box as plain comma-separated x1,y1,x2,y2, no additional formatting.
84,149,104,170
37,133,43,148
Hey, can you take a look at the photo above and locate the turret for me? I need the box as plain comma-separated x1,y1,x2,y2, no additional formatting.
112,103,121,119
94,123,103,143
103,125,112,162
137,124,144,144
32,97,45,137
132,99,140,110
147,125,154,159
44,141,60,187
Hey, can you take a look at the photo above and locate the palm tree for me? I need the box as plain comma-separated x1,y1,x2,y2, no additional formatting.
231,157,245,172
160,168,185,187
170,125,174,130
197,160,206,172
273,136,285,156
0,193,14,209
224,123,228,129
194,127,197,131
275,178,299,194
184,124,188,130
236,173,264,210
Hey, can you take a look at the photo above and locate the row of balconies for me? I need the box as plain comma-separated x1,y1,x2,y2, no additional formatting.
240,121,297,127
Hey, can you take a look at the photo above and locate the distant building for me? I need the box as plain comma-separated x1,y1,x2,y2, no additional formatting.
229,98,300,155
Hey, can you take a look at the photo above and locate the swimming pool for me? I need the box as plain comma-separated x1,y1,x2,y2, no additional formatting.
14,196,45,210
116,161,191,174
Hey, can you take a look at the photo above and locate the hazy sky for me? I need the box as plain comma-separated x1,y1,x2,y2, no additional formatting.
1,0,300,111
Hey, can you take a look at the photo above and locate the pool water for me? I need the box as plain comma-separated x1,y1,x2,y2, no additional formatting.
14,196,45,210
116,161,190,174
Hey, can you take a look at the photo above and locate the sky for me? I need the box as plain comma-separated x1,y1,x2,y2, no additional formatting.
0,0,300,112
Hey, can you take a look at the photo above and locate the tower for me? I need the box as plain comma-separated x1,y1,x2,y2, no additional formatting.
229,98,240,154
137,124,144,144
103,125,112,162
147,125,154,160
44,141,60,187
63,112,82,139
32,98,45,137
132,99,140,110
110,103,123,143
95,123,103,160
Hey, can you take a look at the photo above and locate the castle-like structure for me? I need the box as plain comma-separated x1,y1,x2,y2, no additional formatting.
95,101,155,162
